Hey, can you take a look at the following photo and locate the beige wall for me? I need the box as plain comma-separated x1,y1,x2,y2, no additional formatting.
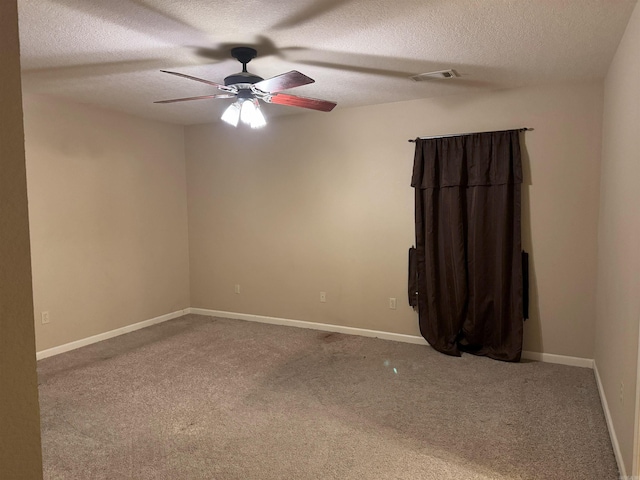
186,81,603,359
595,1,640,474
23,96,191,352
0,1,44,478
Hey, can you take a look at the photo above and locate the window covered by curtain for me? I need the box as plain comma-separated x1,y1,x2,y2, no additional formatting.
411,130,524,362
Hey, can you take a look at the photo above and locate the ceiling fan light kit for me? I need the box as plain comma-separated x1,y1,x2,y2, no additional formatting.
223,98,266,129
155,47,336,129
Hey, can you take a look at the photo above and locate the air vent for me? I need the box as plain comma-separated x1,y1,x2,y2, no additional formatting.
410,69,460,81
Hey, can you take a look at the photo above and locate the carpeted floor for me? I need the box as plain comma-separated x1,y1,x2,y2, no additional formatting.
37,314,619,479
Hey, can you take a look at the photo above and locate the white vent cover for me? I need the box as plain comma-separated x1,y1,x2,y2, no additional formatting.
410,69,460,81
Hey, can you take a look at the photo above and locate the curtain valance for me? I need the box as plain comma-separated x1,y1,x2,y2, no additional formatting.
411,130,523,189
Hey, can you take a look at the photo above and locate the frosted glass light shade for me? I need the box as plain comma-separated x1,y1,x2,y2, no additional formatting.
221,98,267,128
240,99,256,125
221,102,241,126
250,104,266,129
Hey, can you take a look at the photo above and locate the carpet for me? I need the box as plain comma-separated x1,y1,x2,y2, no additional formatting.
37,314,618,479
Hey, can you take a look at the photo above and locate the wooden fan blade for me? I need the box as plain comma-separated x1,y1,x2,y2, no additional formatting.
160,70,225,89
154,94,235,104
253,71,314,93
268,92,336,112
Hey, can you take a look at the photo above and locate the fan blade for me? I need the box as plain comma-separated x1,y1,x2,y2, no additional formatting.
160,70,226,89
154,94,235,104
267,93,336,112
253,71,314,93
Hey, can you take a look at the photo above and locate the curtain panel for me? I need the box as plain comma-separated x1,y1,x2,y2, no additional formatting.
412,130,524,362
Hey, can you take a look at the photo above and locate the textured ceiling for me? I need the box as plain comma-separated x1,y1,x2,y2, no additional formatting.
18,0,637,125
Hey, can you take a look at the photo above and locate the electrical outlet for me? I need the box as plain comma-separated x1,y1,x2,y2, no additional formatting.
620,381,624,405
389,297,397,310
41,311,50,324
234,284,240,294
320,292,326,303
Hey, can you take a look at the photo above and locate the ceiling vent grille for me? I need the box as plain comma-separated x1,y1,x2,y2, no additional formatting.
410,69,460,81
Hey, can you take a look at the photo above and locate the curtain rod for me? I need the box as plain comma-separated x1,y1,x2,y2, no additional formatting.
408,127,533,142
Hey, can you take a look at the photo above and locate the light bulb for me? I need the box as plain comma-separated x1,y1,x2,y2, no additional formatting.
221,102,241,127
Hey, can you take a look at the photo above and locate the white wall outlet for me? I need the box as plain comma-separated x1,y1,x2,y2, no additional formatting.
234,284,240,294
41,311,50,324
320,292,326,303
389,297,397,310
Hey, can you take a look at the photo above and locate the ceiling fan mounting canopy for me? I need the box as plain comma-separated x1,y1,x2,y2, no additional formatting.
230,47,257,67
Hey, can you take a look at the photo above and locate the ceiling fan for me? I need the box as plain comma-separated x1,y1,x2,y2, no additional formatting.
155,47,337,128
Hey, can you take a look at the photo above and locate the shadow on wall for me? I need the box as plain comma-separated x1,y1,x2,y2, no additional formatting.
520,139,543,353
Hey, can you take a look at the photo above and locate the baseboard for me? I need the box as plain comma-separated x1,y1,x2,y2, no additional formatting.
188,308,595,370
188,308,430,345
594,360,627,478
38,307,597,370
520,351,594,369
634,324,640,478
36,308,190,360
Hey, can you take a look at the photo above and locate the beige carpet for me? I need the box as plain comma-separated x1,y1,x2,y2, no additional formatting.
38,314,618,479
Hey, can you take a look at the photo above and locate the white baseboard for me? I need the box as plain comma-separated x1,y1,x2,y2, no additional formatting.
37,306,597,371
36,308,190,360
188,308,595,369
594,361,627,478
520,351,594,369
188,308,430,345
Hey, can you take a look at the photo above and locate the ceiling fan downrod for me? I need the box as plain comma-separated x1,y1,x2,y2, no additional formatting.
224,47,263,86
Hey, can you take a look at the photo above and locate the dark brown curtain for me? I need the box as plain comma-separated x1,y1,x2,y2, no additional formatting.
411,130,523,362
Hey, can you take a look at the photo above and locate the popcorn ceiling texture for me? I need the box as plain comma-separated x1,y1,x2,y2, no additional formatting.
17,0,637,125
